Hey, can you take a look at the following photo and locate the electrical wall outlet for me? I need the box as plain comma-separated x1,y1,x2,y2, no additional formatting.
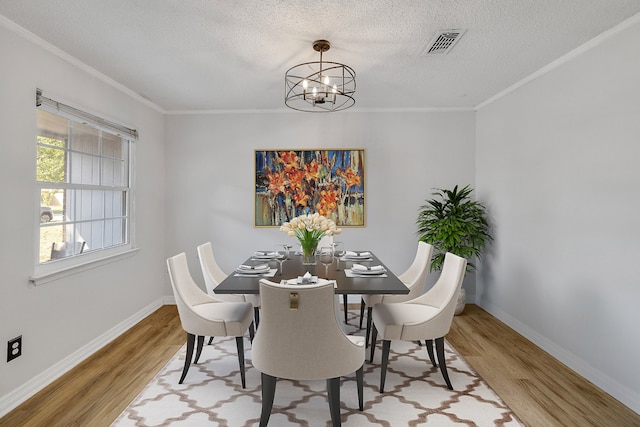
7,336,22,362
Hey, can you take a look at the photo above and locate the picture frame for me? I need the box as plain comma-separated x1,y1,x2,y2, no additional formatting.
255,149,365,227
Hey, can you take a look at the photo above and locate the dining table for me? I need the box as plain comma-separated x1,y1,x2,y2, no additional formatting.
214,250,410,323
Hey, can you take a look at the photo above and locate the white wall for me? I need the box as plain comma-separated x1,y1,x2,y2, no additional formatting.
164,111,476,298
0,22,166,412
476,18,640,412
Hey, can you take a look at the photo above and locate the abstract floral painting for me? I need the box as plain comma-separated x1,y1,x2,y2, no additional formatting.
255,149,365,227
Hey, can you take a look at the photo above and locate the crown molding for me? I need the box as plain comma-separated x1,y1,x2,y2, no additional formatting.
477,11,640,110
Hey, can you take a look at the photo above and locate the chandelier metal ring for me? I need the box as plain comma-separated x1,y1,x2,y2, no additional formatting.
285,40,356,112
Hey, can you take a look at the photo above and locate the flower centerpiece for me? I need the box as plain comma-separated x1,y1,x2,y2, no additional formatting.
280,213,341,265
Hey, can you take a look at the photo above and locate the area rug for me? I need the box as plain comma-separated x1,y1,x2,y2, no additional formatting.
112,311,523,426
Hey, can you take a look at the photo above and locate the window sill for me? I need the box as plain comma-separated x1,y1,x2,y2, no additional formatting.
29,248,140,286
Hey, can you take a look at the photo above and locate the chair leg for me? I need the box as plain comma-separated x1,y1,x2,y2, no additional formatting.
425,339,437,367
326,377,342,427
235,336,246,389
179,333,195,384
435,337,453,390
249,322,255,342
369,325,378,362
343,294,348,324
207,336,214,345
194,335,205,364
356,365,364,411
254,306,260,329
365,307,373,348
359,298,365,329
259,373,277,427
380,340,391,393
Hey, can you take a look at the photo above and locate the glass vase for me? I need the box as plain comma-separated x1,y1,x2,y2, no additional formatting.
300,239,319,265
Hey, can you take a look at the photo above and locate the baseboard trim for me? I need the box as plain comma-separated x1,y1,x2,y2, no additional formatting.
479,302,640,415
0,298,164,418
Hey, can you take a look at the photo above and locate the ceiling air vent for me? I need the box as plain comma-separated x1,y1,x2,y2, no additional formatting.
423,30,466,55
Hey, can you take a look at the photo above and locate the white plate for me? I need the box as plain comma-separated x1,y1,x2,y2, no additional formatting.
236,264,270,273
235,268,266,275
350,268,387,276
253,252,280,259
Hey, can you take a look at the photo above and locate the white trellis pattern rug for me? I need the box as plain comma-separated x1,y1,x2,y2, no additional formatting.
112,311,523,426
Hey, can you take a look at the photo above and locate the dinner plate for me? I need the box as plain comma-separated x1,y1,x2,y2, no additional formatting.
343,254,372,260
343,250,371,258
236,263,270,274
350,268,387,276
235,268,267,275
253,252,280,259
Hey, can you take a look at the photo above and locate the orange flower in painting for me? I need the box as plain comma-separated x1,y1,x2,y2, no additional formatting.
304,159,320,182
291,190,311,207
316,188,339,216
279,151,299,172
267,171,286,195
286,169,305,192
337,168,361,188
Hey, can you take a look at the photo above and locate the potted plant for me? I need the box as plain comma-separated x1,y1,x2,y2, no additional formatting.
416,185,492,314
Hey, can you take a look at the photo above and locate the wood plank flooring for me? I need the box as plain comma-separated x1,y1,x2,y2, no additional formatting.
1,304,638,426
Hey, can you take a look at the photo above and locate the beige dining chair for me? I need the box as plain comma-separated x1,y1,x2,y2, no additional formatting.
167,252,254,387
252,279,365,427
369,252,466,392
360,241,433,347
197,241,262,328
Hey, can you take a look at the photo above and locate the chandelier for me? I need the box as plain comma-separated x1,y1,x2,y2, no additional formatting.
285,40,356,112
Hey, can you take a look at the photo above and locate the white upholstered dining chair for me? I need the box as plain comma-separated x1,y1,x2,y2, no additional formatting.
360,241,432,347
197,241,262,327
252,279,365,427
369,252,466,392
167,252,254,387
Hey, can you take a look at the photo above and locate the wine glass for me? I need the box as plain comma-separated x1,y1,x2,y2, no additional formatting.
274,244,290,276
282,244,293,259
319,246,334,276
332,241,345,270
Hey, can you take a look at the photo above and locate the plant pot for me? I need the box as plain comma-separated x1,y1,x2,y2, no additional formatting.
454,287,466,315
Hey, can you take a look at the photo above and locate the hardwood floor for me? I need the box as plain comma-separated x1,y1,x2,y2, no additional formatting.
1,304,638,426
448,305,639,426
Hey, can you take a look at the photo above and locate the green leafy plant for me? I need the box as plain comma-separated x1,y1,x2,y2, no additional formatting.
417,185,492,272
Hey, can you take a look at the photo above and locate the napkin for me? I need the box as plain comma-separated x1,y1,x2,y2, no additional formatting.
298,271,318,283
285,275,327,285
238,263,269,271
345,251,371,257
254,251,279,257
351,263,385,271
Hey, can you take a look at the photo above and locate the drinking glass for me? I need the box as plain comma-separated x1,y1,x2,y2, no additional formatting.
274,245,290,276
332,241,345,270
319,246,334,276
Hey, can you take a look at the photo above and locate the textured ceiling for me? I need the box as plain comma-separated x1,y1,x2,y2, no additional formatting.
1,0,639,112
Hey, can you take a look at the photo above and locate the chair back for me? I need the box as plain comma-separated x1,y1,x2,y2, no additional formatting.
196,242,246,303
167,253,224,335
383,241,432,303
252,279,364,381
197,242,228,286
408,252,467,337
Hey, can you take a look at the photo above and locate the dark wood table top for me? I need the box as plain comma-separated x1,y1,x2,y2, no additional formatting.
214,251,409,295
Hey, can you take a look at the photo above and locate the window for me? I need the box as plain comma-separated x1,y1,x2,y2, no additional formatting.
35,90,137,274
